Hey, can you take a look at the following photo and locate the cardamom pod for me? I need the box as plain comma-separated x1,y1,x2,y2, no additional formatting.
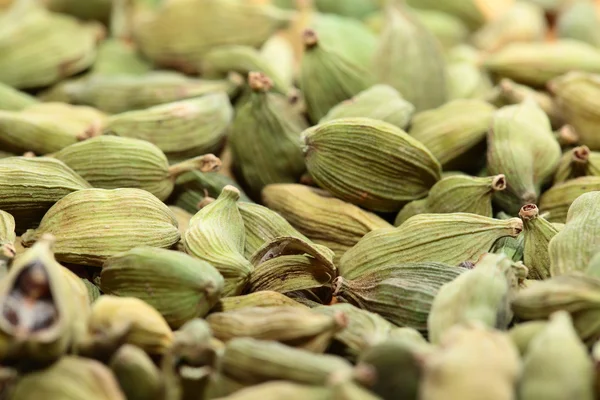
0,81,38,112
210,381,329,400
555,145,600,182
212,291,308,313
394,199,428,226
539,176,600,223
45,0,113,22
259,33,295,93
110,344,164,400
91,39,152,76
0,210,16,253
445,45,494,101
405,0,512,30
519,204,558,279
303,117,441,212
508,320,548,355
412,9,469,49
21,188,180,267
556,0,600,48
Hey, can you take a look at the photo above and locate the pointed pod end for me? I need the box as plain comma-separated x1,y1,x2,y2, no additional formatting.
221,185,241,201
196,154,221,173
573,145,590,164
507,218,523,236
248,72,273,92
556,125,579,147
332,276,344,296
518,204,539,221
302,29,318,49
491,174,506,192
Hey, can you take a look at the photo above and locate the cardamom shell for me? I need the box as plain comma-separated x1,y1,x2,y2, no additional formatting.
539,177,600,223
554,145,600,183
519,204,558,279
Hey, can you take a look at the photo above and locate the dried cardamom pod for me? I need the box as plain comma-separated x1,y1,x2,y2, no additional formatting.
0,157,92,234
484,40,600,86
420,324,520,400
299,29,373,123
53,136,221,201
184,186,253,296
372,4,446,111
340,213,522,280
508,320,548,355
211,381,329,400
520,311,594,400
428,253,517,344
548,191,600,275
487,100,561,214
335,262,464,333
91,38,152,76
539,177,600,223
0,235,88,364
212,291,308,313
0,102,106,155
409,99,495,171
556,0,600,48
303,118,441,212
0,81,38,112
169,206,193,242
0,1,102,88
320,84,415,130
405,0,512,30
445,45,494,101
260,32,295,92
88,295,173,355
394,199,428,226
262,184,392,263
104,93,233,161
21,188,180,267
519,204,558,280
471,2,547,52
0,210,16,253
101,247,224,329
230,72,306,198
412,9,469,49
555,145,600,183
109,344,164,400
9,356,125,400
549,72,600,150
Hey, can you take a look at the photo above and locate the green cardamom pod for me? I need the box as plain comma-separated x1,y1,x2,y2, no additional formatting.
212,291,308,313
91,39,152,76
21,188,180,267
230,72,306,198
262,184,392,263
320,84,415,130
0,210,16,252
372,4,446,111
109,344,164,400
46,0,113,22
210,381,329,400
487,100,561,214
548,191,600,275
405,0,510,29
556,0,600,48
519,204,558,279
539,176,600,223
101,247,224,329
445,45,494,101
303,117,441,212
555,145,600,183
313,0,380,19
104,93,233,162
340,213,522,280
0,81,38,112
409,99,495,171
184,186,253,296
53,136,221,201
412,9,469,49
394,198,428,226
259,33,295,93
520,311,594,400
508,320,548,356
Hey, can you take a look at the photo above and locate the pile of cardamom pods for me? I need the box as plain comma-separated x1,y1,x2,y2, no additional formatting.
2,0,600,398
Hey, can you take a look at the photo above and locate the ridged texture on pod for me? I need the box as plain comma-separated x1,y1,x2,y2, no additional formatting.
335,262,464,333
53,136,221,201
0,236,89,364
109,344,164,400
221,337,353,386
320,84,415,130
340,213,523,280
487,100,561,214
104,93,233,160
9,356,125,400
483,40,600,86
0,1,102,88
213,291,308,313
0,103,106,155
184,186,253,296
0,157,92,234
548,191,600,275
262,184,392,263
372,5,446,111
550,72,600,150
396,174,507,225
230,72,306,198
89,295,173,355
519,204,558,279
420,324,521,400
539,176,600,223
409,99,495,170
520,311,594,400
556,0,600,48
427,254,516,344
303,118,441,212
101,247,224,329
0,81,38,111
299,29,373,123
554,145,600,183
132,0,291,71
21,188,180,267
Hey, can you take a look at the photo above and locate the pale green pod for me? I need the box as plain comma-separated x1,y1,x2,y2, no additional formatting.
520,311,594,400
539,176,600,223
313,0,380,19
372,5,446,111
132,0,292,71
409,99,496,170
184,186,253,296
45,0,113,22
508,320,548,356
487,100,561,214
303,118,441,212
548,191,600,275
104,93,233,160
91,39,153,76
53,136,221,201
483,40,600,86
519,204,558,280
340,213,523,280
101,247,224,329
0,81,38,111
0,210,16,249
394,198,428,226
110,344,164,400
213,291,308,313
0,156,92,234
21,188,180,267
412,9,469,49
554,145,600,183
556,0,600,48
405,0,510,29
445,46,494,101
320,84,415,130
259,33,295,92
211,381,329,400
